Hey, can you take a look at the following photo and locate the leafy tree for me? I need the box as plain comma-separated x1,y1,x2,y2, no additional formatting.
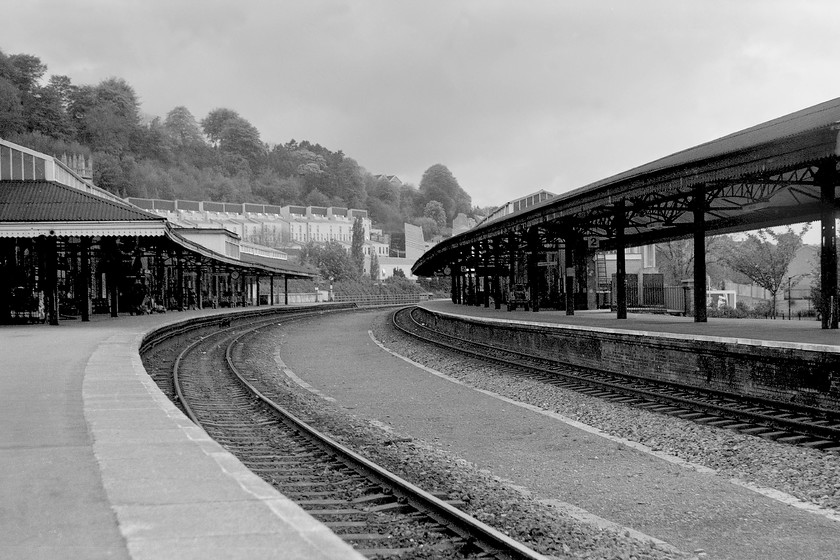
423,200,447,230
0,77,24,135
7,54,47,94
351,217,365,274
656,235,734,286
418,164,471,223
337,157,366,209
304,189,330,207
370,250,380,281
164,106,205,147
201,108,240,147
722,227,809,317
217,117,263,167
68,78,141,155
412,216,439,240
301,240,357,281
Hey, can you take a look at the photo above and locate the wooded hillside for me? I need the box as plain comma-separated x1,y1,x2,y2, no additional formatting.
0,48,478,237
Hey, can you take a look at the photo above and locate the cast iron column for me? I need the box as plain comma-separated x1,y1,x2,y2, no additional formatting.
284,275,289,305
693,186,708,323
45,235,59,325
80,238,91,322
819,163,838,329
528,227,540,312
615,201,627,319
565,238,575,316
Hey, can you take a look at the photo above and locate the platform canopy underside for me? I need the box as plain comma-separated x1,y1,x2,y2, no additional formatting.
414,97,840,276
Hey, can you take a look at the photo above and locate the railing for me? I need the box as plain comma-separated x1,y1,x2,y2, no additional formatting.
332,293,428,306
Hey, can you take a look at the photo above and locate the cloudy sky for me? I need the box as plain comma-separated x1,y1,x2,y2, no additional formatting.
5,1,840,218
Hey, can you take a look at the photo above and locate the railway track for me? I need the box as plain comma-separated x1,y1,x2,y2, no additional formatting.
392,306,840,452
145,309,546,560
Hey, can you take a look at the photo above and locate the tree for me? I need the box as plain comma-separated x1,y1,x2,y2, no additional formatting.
412,216,439,240
370,251,380,281
656,235,734,286
0,77,24,135
301,241,357,281
164,106,205,147
423,200,447,230
418,164,471,223
350,217,364,275
68,78,141,155
722,226,809,317
201,108,240,147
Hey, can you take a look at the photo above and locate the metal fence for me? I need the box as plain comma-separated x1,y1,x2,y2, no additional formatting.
331,293,429,306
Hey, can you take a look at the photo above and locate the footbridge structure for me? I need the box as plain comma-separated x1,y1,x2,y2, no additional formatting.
412,97,840,328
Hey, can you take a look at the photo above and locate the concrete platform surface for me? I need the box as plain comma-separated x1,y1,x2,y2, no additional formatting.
421,300,840,350
0,309,363,560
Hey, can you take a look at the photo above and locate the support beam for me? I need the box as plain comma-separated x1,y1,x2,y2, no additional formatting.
693,186,708,323
44,235,59,325
528,228,540,312
80,238,90,322
177,249,184,311
565,239,575,316
819,163,838,329
270,275,275,306
196,264,203,309
615,201,627,319
284,275,289,305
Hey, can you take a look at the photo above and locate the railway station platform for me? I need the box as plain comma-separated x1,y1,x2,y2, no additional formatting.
418,300,840,412
0,307,363,560
420,300,840,348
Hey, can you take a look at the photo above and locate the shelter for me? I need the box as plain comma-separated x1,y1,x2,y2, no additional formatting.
0,139,312,325
413,97,840,328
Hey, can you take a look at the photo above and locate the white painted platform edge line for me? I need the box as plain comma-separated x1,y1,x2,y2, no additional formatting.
273,352,336,402
368,331,840,525
364,334,685,554
85,332,363,559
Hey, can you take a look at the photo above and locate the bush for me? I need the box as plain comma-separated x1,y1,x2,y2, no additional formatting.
332,277,425,297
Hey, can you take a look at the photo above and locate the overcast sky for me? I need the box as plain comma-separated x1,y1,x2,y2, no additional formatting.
6,0,840,222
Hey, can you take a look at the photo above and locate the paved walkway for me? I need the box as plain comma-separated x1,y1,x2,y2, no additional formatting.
277,309,840,560
0,309,362,560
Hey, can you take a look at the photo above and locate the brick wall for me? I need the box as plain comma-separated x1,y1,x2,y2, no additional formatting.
415,308,840,411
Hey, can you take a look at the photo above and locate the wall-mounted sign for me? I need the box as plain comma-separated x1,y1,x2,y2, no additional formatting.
230,270,240,279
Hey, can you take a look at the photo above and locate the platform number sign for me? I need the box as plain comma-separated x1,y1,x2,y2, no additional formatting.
587,237,600,250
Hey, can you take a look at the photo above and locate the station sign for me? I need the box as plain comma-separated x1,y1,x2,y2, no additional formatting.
586,237,600,249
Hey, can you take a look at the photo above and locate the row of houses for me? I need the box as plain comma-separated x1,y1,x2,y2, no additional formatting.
126,197,428,280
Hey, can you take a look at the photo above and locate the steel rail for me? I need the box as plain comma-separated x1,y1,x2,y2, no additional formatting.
165,308,547,560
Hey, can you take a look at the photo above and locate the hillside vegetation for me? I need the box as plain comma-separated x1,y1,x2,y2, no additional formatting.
0,48,478,239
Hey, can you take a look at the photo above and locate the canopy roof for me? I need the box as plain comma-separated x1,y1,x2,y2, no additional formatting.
0,179,312,279
414,97,840,276
0,180,163,223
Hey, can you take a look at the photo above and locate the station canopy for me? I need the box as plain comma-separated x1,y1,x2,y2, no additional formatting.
0,178,312,279
413,96,840,277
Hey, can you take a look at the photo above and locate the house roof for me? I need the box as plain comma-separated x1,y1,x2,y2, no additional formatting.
0,180,164,223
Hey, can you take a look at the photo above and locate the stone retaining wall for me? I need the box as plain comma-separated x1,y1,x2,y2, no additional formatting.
415,308,840,411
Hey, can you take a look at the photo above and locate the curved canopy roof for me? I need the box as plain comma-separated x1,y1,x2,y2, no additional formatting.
414,97,840,276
